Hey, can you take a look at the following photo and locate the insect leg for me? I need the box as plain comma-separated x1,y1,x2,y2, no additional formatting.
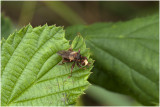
77,62,82,68
78,49,80,53
59,61,64,65
59,58,69,65
69,62,75,78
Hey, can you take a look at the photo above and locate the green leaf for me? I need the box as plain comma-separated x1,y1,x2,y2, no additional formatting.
1,14,14,39
1,24,93,106
66,14,159,105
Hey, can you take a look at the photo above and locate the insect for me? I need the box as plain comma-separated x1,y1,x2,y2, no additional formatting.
57,48,89,77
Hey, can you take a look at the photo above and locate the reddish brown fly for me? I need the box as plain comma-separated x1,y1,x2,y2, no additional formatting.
57,48,89,77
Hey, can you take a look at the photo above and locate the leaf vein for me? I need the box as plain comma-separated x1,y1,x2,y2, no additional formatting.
12,85,88,104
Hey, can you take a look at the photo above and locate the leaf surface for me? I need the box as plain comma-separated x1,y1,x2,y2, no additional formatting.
66,14,159,105
1,24,93,106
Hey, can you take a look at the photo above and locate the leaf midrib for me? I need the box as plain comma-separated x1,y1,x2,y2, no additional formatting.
89,38,158,54
83,20,158,40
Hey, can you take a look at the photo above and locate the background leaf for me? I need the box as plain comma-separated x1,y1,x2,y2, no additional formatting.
1,14,14,39
66,14,159,105
1,24,93,106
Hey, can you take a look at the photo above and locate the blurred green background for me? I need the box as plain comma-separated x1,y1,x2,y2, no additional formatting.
1,1,158,106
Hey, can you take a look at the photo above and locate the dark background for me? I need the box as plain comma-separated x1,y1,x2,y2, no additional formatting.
1,1,159,106
2,1,158,27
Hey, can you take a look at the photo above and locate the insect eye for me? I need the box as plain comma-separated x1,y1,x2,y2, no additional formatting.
81,62,85,66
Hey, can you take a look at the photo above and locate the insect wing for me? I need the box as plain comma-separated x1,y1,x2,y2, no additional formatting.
57,50,71,59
